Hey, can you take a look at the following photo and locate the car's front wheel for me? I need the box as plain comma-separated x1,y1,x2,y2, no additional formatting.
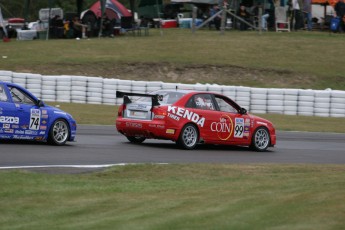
250,127,270,152
126,136,146,144
177,123,199,150
48,119,70,146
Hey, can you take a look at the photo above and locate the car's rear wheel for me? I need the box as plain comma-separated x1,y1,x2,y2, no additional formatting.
48,119,70,146
126,136,146,144
250,127,270,152
177,124,199,150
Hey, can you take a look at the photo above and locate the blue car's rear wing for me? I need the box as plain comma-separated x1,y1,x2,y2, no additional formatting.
116,91,162,106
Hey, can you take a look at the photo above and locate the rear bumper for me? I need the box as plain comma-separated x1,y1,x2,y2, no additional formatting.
116,118,180,141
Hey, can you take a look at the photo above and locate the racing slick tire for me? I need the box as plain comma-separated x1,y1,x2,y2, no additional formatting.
126,136,146,144
177,123,199,150
47,119,70,146
250,127,270,152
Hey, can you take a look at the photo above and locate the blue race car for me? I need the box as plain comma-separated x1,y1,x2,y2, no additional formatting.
0,81,77,145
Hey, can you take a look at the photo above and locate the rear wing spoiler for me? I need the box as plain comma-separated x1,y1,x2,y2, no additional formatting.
116,91,162,106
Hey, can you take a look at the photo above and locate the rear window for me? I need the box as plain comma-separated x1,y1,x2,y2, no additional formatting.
136,91,186,105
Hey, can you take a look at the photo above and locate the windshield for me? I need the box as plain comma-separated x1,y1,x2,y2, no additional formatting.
136,90,187,105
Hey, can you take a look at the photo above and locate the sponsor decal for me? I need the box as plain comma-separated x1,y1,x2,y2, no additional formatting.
244,119,251,137
21,125,29,129
25,130,38,135
234,118,244,138
54,111,67,115
15,130,25,134
30,109,41,130
0,134,12,139
42,110,48,115
0,116,19,124
35,137,44,141
12,125,19,129
3,124,10,129
4,129,14,133
41,120,47,125
42,115,49,119
13,135,35,140
166,129,175,134
211,115,233,141
40,126,47,130
148,124,165,129
154,115,165,119
257,121,268,126
39,131,46,135
167,106,205,127
126,122,142,128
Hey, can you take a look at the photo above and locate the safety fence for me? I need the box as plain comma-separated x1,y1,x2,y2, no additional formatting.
1,70,345,118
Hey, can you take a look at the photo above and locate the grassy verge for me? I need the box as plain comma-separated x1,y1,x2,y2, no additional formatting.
48,102,345,133
1,164,344,229
1,29,345,90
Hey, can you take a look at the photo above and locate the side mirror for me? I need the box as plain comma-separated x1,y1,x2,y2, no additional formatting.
240,108,247,115
37,99,45,107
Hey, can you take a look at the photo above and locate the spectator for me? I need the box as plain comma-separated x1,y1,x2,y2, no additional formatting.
334,0,345,32
210,5,221,30
51,15,64,38
237,4,251,30
71,16,88,39
303,0,312,31
289,0,304,30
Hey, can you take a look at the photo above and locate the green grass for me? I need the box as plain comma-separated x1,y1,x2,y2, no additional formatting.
1,164,345,230
1,29,345,90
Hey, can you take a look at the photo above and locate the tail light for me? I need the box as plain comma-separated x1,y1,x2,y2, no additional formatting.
152,107,167,119
118,104,126,117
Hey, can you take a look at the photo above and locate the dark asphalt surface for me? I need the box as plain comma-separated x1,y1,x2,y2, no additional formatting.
1,125,345,173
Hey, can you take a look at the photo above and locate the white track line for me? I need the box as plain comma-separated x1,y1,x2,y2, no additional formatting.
0,163,168,170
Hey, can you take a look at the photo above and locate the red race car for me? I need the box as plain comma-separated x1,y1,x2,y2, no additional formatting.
116,90,276,151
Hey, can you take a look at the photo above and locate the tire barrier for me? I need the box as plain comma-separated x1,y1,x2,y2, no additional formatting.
0,70,344,117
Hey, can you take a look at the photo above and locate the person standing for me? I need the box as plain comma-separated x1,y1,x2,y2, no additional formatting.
290,0,304,30
303,0,312,31
334,0,345,32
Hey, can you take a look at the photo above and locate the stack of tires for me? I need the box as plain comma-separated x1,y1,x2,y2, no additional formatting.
250,88,267,114
131,81,147,94
41,76,57,102
207,84,222,94
267,88,284,114
86,77,103,104
146,81,162,93
102,78,118,105
222,85,236,100
56,76,71,103
330,90,345,117
12,72,27,88
26,73,42,99
71,76,87,104
116,80,131,104
236,86,251,110
297,89,315,116
283,89,298,115
193,83,207,91
314,90,331,117
0,70,12,82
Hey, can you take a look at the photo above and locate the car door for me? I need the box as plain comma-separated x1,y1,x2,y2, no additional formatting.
7,85,44,140
212,95,251,144
0,83,18,138
184,93,221,142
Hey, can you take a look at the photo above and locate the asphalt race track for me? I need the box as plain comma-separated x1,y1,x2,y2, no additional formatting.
1,125,345,172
